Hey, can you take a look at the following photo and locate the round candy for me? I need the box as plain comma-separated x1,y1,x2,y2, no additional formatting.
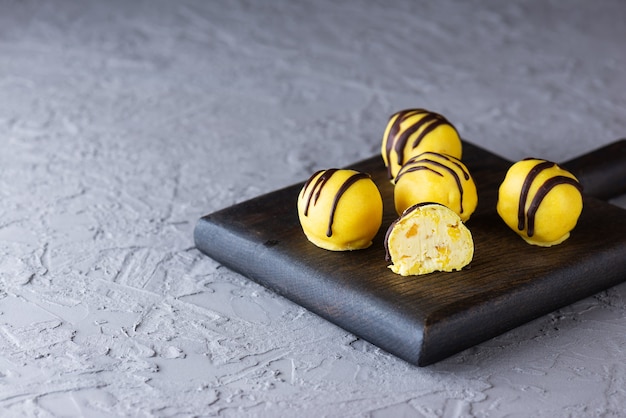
385,202,474,276
381,108,462,182
297,169,383,251
393,152,478,222
497,159,583,246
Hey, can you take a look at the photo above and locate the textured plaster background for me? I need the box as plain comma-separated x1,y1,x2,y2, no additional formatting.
1,0,626,416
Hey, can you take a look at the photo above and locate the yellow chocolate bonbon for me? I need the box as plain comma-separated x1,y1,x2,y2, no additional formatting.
393,152,478,222
381,109,462,182
297,169,383,251
497,159,583,246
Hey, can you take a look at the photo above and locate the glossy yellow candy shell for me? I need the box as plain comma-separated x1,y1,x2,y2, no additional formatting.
393,152,478,222
297,169,383,251
497,159,583,247
381,109,462,182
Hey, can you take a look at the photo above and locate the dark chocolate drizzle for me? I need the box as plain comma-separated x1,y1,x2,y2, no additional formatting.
517,160,583,237
395,153,469,214
326,172,370,237
526,176,582,237
303,169,337,216
384,109,458,179
301,169,370,237
517,161,555,231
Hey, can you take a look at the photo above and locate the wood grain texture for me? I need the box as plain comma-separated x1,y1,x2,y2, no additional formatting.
194,140,626,366
561,139,626,200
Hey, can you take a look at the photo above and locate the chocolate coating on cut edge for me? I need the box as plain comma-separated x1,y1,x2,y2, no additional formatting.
384,202,442,262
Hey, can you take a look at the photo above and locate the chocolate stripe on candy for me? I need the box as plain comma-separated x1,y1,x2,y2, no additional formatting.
396,153,467,214
301,169,371,237
526,176,583,237
384,109,457,179
517,161,555,231
326,172,370,237
302,169,338,216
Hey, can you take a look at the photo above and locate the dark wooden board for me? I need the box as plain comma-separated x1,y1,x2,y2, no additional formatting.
194,140,626,366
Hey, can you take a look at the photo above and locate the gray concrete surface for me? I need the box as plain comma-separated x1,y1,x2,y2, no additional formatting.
1,0,625,416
